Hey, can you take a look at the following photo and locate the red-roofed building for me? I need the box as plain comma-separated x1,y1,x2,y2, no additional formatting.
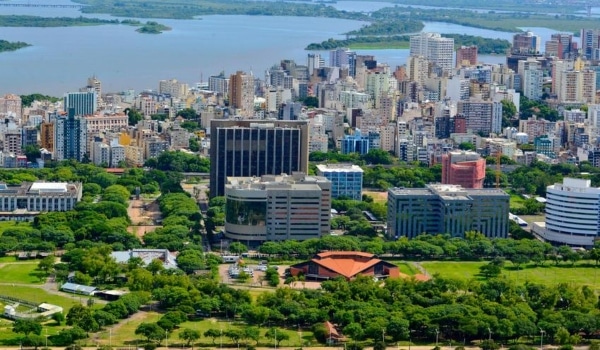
289,251,400,281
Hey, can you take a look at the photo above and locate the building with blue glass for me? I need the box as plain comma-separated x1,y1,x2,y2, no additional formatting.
316,163,363,201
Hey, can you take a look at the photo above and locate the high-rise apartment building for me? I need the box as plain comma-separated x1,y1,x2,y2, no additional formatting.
0,94,22,118
224,173,331,243
456,99,503,135
409,33,454,73
557,70,597,104
522,65,544,100
545,33,575,59
208,72,229,96
580,29,600,60
158,78,188,98
387,184,509,239
228,71,255,117
3,131,22,155
456,46,478,67
209,119,309,198
64,92,97,116
54,108,88,161
512,31,541,54
441,151,486,189
21,126,38,148
40,122,54,152
307,53,324,76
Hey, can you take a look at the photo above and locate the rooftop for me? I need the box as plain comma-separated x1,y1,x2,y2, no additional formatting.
29,182,68,193
316,164,364,173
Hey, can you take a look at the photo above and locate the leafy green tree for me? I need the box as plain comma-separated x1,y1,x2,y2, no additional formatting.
125,108,143,126
24,144,41,162
179,329,201,347
265,328,289,347
265,267,280,287
458,142,476,151
229,242,248,254
244,326,260,345
12,319,42,338
225,329,244,347
66,304,99,333
176,108,198,120
204,329,221,345
38,255,55,274
135,323,165,344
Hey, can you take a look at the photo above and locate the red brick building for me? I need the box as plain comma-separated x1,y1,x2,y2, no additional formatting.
289,251,400,281
456,45,478,67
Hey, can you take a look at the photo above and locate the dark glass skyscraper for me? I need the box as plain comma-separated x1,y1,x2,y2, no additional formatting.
209,120,309,198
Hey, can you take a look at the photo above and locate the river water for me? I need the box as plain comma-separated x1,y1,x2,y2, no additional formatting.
0,0,569,95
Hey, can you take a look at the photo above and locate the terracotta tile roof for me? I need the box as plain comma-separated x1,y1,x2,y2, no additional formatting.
311,254,381,279
316,251,374,259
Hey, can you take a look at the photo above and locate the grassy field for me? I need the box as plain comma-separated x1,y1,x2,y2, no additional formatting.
0,262,44,284
420,261,600,291
0,285,80,312
509,193,526,209
393,261,419,276
363,190,388,204
93,312,313,347
0,221,26,236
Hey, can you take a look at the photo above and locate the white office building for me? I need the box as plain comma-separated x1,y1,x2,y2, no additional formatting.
533,178,600,247
409,33,454,73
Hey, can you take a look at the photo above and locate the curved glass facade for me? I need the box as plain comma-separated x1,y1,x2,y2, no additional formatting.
225,199,266,226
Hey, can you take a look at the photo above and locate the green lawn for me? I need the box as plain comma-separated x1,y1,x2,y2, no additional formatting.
94,312,313,348
420,261,600,291
0,262,44,284
0,285,80,312
420,261,485,280
509,193,526,209
0,221,27,236
393,261,419,276
0,256,17,263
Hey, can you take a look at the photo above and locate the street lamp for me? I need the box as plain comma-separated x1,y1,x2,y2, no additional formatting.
165,330,169,349
408,329,413,350
540,329,545,350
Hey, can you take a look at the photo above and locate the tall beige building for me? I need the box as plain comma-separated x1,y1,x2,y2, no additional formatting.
558,70,596,104
228,71,255,117
0,94,22,118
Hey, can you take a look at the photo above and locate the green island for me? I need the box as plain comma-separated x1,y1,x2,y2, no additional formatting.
72,0,369,20
0,39,30,53
306,34,511,54
135,21,172,34
0,15,120,27
386,0,585,14
0,15,170,34
62,0,598,51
